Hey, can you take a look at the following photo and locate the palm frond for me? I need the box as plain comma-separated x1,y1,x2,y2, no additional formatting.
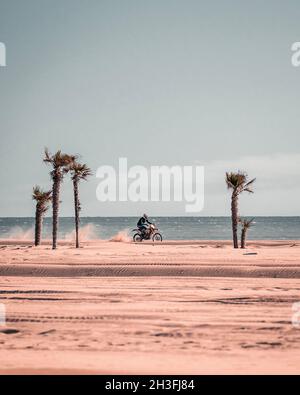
242,178,256,193
225,172,235,189
69,161,92,181
44,149,77,179
226,171,247,189
240,218,255,229
32,185,52,205
244,178,256,188
225,171,255,194
43,147,53,164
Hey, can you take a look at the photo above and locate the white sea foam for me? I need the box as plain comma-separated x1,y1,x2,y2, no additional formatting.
4,226,34,240
64,223,98,241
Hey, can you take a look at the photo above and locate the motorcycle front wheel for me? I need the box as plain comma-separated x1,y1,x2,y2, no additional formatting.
133,233,143,242
152,233,163,242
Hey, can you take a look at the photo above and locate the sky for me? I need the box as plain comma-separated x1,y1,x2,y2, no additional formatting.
0,0,299,216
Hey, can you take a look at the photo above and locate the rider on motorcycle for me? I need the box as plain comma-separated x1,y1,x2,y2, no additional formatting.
137,214,152,237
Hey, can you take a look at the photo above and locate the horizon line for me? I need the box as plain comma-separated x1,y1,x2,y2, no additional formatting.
0,215,299,219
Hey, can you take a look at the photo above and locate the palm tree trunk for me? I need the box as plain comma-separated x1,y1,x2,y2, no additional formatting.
231,192,239,248
34,206,42,246
241,228,247,249
52,175,61,250
73,179,80,248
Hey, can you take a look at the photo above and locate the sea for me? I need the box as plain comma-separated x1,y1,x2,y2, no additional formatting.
0,217,299,241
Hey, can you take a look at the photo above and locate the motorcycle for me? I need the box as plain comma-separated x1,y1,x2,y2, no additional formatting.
132,223,163,242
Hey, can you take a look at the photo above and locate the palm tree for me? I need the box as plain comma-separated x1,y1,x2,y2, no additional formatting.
225,172,255,248
240,218,255,249
32,186,52,246
44,148,76,249
69,161,92,248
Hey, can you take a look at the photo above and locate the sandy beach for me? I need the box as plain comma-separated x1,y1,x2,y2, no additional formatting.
0,239,300,374
2,0,300,381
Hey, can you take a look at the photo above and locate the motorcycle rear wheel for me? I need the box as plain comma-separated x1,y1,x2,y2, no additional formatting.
133,233,143,242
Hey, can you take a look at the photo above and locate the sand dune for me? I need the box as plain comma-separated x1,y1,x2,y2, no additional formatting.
0,240,300,374
0,240,300,278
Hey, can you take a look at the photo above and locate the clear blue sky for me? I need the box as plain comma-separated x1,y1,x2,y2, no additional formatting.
0,0,299,216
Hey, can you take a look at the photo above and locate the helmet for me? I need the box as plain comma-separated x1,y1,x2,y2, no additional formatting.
143,213,148,219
